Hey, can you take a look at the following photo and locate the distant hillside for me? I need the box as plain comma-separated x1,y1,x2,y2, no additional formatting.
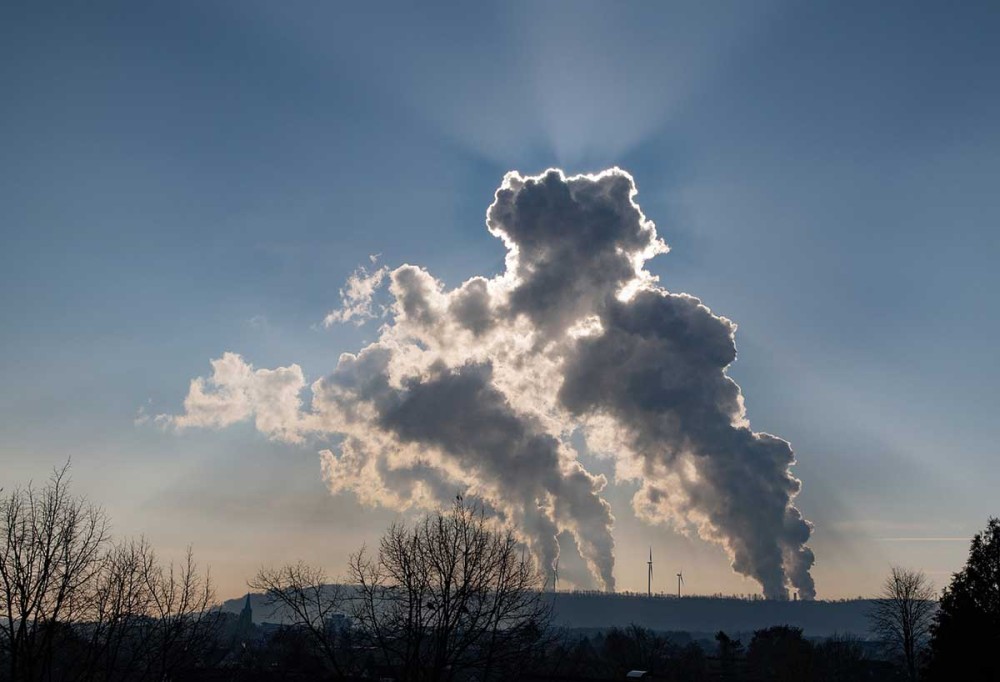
222,588,878,638
544,592,876,637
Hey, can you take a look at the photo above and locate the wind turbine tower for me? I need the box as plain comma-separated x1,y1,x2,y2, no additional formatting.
647,547,653,598
676,571,684,598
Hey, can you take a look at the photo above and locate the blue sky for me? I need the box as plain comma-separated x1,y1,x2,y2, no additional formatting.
2,1,999,599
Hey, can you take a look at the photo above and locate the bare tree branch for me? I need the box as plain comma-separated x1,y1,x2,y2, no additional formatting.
347,499,552,682
868,565,936,681
249,562,348,677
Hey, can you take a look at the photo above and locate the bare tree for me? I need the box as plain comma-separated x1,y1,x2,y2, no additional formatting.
0,466,222,682
869,565,936,681
250,562,349,677
140,546,221,680
76,537,158,682
0,463,110,682
67,539,220,682
348,499,552,682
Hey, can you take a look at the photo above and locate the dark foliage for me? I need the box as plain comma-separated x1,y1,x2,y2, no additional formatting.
925,517,1000,681
716,630,744,681
746,626,814,682
525,624,709,681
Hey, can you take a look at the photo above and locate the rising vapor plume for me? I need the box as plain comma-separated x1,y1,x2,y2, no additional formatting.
163,168,815,598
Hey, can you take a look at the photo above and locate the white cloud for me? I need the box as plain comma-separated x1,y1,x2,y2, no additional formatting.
162,169,815,597
323,256,389,327
159,352,310,444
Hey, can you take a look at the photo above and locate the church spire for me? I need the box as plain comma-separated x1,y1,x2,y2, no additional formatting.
238,592,253,632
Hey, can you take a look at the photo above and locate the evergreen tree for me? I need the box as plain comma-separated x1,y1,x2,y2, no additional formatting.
926,517,1000,680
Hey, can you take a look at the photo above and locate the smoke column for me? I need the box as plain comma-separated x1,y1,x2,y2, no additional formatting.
164,168,815,598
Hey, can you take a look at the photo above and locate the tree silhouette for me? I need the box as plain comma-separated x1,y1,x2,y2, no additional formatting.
813,634,874,682
601,624,676,677
348,498,551,682
926,517,1000,681
0,464,109,681
250,562,350,677
746,626,813,682
0,465,220,682
715,631,744,681
868,566,935,681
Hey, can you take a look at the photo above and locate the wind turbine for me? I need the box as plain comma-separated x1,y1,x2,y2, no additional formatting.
676,571,684,598
647,547,653,598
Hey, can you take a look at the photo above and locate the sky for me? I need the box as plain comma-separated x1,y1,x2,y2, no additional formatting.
2,1,999,601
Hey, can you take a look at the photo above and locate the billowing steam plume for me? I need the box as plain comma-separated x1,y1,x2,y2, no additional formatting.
163,169,815,598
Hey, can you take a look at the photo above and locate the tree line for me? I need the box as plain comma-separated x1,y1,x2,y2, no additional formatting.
2,465,998,681
0,465,218,681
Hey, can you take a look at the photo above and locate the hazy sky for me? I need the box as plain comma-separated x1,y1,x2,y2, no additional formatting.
3,1,999,601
